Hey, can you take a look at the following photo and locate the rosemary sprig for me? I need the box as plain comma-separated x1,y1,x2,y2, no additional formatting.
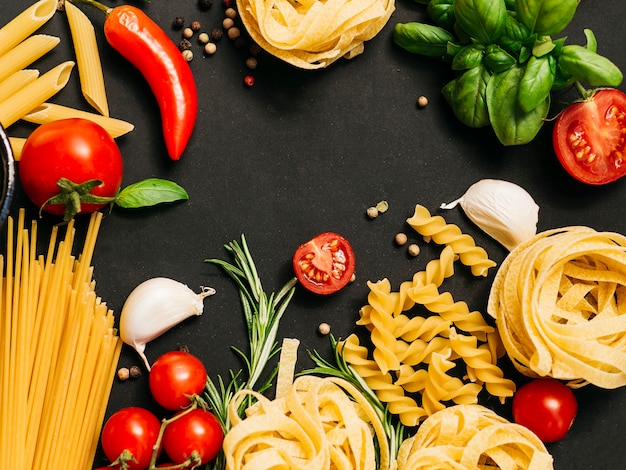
301,334,407,465
202,235,297,469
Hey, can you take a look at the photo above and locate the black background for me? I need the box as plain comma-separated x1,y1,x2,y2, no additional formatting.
2,0,626,468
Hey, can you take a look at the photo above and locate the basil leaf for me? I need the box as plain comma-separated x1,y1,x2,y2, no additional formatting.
452,44,485,71
518,55,555,112
449,65,491,128
584,28,597,53
515,0,578,35
393,22,456,59
487,64,549,145
454,0,506,43
427,0,456,30
484,44,516,73
558,45,623,87
115,178,189,208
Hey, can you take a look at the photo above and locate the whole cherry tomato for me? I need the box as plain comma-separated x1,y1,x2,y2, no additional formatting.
512,378,578,443
163,408,223,465
553,88,626,185
149,351,208,410
101,407,161,469
18,118,123,219
292,232,356,295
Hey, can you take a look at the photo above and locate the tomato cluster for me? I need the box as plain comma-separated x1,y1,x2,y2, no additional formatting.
99,351,223,469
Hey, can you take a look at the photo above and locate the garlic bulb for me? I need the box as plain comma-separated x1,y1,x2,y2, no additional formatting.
440,179,539,251
120,277,216,370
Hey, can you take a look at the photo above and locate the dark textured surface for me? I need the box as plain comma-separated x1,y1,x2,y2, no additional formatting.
1,0,626,468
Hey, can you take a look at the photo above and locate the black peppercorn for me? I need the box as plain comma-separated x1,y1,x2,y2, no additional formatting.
198,0,213,10
172,16,185,29
211,28,223,41
179,38,192,51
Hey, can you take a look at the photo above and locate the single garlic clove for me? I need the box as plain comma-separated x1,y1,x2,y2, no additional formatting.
120,277,216,370
440,179,539,252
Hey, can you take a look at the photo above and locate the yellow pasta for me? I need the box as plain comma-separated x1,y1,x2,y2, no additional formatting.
0,61,75,128
406,282,494,340
407,204,496,277
65,1,109,116
8,137,25,160
338,223,512,427
23,102,135,137
0,0,57,57
0,34,60,84
448,328,515,402
237,0,395,69
0,210,121,469
396,405,553,470
0,69,39,103
488,226,626,388
224,375,390,470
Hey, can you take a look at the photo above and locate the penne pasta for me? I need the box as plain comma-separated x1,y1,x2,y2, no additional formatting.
0,69,40,103
0,34,60,84
7,137,26,161
0,61,75,128
23,102,135,137
65,1,110,116
0,0,57,57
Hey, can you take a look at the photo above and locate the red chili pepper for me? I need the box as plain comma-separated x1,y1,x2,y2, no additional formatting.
78,1,198,160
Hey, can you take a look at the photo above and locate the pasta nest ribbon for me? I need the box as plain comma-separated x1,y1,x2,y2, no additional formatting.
236,0,395,69
488,226,626,388
395,404,553,469
223,375,390,470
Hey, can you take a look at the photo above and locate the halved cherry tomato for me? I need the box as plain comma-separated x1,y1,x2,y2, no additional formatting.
553,88,626,185
101,407,161,469
512,378,578,443
149,351,207,410
293,232,356,295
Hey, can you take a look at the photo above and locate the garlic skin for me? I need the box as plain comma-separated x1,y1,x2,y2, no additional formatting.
440,179,539,251
120,277,216,370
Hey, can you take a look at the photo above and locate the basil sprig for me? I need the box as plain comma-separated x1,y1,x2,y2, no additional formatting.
394,0,623,145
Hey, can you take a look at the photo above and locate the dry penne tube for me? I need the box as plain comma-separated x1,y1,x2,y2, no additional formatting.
0,69,39,103
8,137,25,160
65,1,109,116
0,34,59,83
0,61,74,128
0,0,57,57
23,102,134,137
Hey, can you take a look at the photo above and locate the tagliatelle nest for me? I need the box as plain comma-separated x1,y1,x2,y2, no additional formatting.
236,0,395,69
487,226,626,388
395,405,553,470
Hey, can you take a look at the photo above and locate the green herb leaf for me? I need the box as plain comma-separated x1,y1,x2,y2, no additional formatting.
393,22,456,59
558,45,623,87
427,0,456,30
518,55,555,113
449,65,491,128
451,44,485,71
114,178,189,208
454,0,506,43
515,0,578,35
487,64,550,145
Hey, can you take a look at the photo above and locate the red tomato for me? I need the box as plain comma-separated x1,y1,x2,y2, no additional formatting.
18,118,123,216
101,407,161,469
512,379,578,443
292,232,356,295
150,351,208,410
163,408,223,465
553,88,626,185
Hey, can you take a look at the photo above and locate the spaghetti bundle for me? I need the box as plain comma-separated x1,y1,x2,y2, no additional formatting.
0,209,121,469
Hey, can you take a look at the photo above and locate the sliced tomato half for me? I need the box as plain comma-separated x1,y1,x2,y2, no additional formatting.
553,88,626,185
293,232,356,295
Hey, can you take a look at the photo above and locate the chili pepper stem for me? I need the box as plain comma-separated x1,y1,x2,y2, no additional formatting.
67,0,112,15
